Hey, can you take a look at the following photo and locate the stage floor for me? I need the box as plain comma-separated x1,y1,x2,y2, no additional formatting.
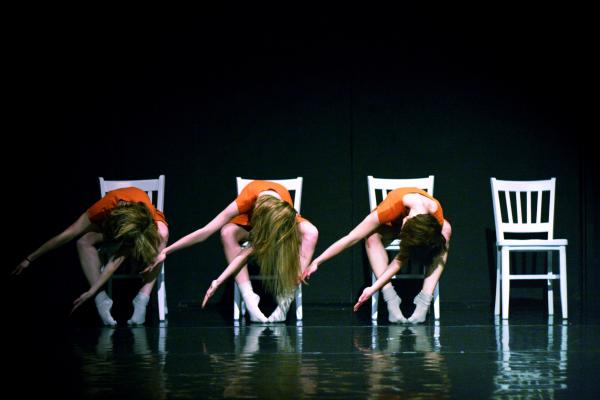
8,302,600,399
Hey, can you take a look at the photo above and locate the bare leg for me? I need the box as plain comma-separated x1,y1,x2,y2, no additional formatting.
77,232,116,326
76,232,104,286
221,223,267,322
365,229,406,323
268,221,318,323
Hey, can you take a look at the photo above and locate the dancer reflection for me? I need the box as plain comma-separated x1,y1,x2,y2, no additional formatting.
354,324,450,398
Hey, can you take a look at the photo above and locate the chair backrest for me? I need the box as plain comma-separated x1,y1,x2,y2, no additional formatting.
236,177,303,213
99,175,166,212
367,175,435,210
490,177,556,241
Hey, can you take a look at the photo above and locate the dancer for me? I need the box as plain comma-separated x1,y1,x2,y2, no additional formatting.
13,187,169,326
303,187,450,323
152,180,318,322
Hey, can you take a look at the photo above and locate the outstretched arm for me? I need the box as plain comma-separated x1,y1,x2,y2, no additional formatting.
202,246,253,308
71,255,125,313
145,201,240,272
13,212,93,275
166,201,239,252
303,212,380,280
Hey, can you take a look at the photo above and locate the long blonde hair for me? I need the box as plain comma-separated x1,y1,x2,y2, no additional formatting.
249,195,300,297
102,202,160,270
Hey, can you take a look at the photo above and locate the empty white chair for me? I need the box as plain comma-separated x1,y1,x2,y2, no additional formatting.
490,177,568,319
367,175,440,321
233,177,304,321
99,175,168,322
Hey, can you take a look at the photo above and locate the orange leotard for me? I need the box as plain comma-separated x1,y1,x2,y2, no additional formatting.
230,180,306,227
87,187,167,226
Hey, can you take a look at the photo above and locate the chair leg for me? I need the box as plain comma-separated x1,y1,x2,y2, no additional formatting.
559,246,568,319
547,251,554,316
494,248,501,315
295,284,303,320
233,283,242,320
501,248,510,319
157,268,167,322
371,273,378,321
433,282,440,320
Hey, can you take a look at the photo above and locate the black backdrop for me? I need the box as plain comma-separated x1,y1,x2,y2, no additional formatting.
6,10,599,320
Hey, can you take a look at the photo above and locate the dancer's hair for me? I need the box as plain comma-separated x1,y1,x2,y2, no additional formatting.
396,214,446,269
103,202,160,270
249,195,300,297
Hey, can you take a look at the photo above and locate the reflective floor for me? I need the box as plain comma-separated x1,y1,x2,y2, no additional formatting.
8,302,600,399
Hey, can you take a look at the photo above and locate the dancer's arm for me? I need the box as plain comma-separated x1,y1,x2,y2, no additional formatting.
303,212,380,280
13,213,93,275
202,246,253,308
141,221,170,276
143,201,239,272
71,255,126,313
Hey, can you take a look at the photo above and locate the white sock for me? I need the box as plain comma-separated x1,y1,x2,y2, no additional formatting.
238,281,268,323
408,291,433,324
127,292,150,326
95,291,117,327
267,293,294,323
382,285,407,323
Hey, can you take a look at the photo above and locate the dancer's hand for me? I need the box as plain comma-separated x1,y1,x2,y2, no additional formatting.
71,290,93,314
142,249,166,274
13,258,32,275
301,260,319,282
202,280,220,308
353,286,375,312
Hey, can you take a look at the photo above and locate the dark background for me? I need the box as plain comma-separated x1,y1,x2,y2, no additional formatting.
6,9,599,322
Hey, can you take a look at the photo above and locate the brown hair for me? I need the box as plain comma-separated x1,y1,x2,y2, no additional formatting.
396,214,446,271
102,202,160,270
249,195,300,297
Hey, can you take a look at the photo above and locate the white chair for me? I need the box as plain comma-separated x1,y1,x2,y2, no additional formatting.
367,175,440,321
491,177,568,320
99,175,168,322
233,177,304,321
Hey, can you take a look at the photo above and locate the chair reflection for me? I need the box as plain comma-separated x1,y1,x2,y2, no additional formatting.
494,317,568,396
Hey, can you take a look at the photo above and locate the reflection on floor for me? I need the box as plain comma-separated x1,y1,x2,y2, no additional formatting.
7,302,600,399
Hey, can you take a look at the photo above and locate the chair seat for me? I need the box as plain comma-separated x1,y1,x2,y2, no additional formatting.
498,239,568,247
